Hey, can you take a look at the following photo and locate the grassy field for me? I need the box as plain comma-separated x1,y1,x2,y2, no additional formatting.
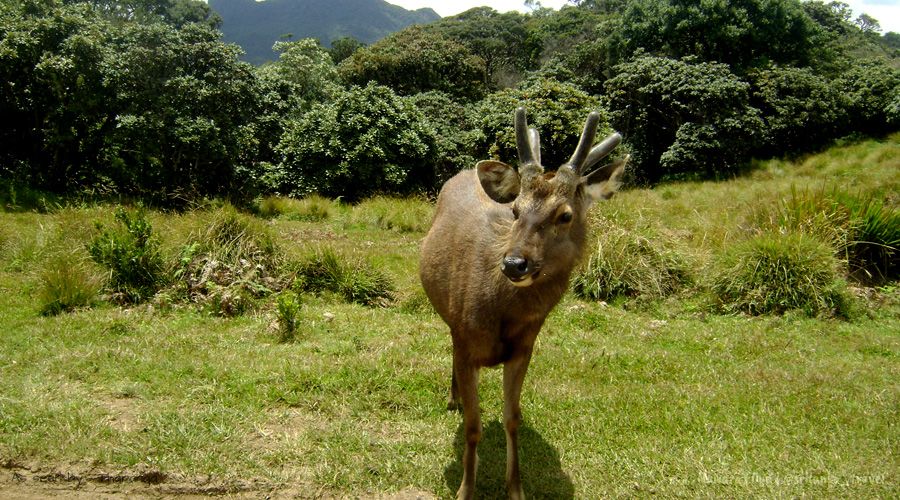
0,135,898,498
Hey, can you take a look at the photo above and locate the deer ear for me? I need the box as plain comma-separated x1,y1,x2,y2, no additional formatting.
583,155,628,205
476,160,520,203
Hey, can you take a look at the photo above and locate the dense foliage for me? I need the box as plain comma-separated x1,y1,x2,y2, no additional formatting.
1,0,899,202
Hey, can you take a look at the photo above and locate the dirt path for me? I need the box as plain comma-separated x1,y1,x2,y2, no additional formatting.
0,462,435,499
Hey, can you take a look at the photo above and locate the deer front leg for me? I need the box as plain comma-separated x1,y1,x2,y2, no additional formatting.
503,347,533,500
454,353,481,500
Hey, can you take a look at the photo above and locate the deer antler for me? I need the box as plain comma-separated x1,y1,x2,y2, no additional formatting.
515,107,542,170
582,132,623,173
564,112,600,173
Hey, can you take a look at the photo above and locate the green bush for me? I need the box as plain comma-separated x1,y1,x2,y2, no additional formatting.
573,226,691,302
293,248,394,307
338,26,486,100
89,206,166,303
605,55,763,183
37,254,101,316
276,83,439,200
748,65,846,156
711,233,851,317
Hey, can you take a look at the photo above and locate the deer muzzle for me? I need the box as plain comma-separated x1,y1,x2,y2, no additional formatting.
501,254,540,287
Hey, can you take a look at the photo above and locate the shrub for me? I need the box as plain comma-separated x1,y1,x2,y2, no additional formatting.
276,83,439,200
711,232,851,317
276,291,300,342
293,248,394,306
605,55,763,183
176,205,284,316
349,196,434,233
748,65,846,156
37,254,101,315
89,206,166,303
573,226,691,302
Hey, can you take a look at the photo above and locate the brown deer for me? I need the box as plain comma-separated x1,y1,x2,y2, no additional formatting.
420,107,627,499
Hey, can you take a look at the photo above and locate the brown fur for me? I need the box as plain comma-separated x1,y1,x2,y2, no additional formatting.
420,110,624,500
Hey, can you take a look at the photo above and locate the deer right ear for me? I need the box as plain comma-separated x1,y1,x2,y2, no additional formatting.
476,160,521,203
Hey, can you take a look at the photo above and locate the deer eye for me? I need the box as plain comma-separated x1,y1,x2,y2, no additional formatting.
558,211,573,224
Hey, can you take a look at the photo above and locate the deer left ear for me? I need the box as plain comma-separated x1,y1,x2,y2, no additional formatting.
476,160,521,203
583,155,628,205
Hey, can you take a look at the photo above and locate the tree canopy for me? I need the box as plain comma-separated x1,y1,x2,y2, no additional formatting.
1,0,898,202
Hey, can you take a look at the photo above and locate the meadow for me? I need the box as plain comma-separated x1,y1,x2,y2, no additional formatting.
0,135,897,498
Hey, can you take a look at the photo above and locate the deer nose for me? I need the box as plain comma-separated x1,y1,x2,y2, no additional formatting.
501,255,531,280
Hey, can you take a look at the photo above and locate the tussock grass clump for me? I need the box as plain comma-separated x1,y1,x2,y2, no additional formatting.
89,206,166,303
837,193,899,283
293,247,394,306
749,187,899,284
573,226,691,302
255,195,337,222
711,232,851,317
350,196,433,233
37,253,102,315
177,205,285,316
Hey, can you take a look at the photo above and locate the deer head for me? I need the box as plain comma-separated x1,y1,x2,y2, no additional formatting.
475,107,626,287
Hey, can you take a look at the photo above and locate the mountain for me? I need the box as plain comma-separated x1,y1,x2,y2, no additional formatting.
209,0,440,65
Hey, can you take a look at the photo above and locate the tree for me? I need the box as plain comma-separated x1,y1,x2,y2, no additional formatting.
328,36,364,64
837,60,900,135
748,65,846,155
605,55,763,183
266,38,339,104
0,1,116,190
426,8,534,88
275,83,438,200
102,22,264,201
338,26,486,100
855,13,880,35
617,0,823,73
63,0,221,28
466,76,608,170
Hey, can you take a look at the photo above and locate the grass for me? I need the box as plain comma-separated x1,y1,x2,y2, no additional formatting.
0,134,898,497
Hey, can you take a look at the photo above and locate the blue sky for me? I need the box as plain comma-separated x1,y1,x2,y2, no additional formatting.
387,0,900,34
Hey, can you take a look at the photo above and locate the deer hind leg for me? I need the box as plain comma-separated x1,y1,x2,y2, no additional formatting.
454,352,481,500
448,355,461,411
503,347,533,500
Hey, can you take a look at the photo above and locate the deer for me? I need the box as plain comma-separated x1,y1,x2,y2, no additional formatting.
419,107,627,499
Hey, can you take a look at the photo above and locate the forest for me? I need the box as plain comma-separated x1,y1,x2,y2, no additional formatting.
1,0,898,205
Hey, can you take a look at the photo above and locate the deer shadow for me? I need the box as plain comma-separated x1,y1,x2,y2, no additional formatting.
443,420,575,499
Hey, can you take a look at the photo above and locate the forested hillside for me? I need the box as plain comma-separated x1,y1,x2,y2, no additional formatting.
209,0,440,65
1,0,898,204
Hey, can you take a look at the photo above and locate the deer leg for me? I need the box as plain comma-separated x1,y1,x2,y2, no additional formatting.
448,355,461,411
455,355,481,500
503,348,533,500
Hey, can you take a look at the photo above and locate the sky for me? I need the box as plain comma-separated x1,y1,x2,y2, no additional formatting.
386,0,900,34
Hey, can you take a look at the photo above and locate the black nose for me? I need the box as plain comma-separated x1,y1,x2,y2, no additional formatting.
501,255,531,280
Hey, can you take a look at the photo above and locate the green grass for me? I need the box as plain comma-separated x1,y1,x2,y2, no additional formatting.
0,135,898,497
